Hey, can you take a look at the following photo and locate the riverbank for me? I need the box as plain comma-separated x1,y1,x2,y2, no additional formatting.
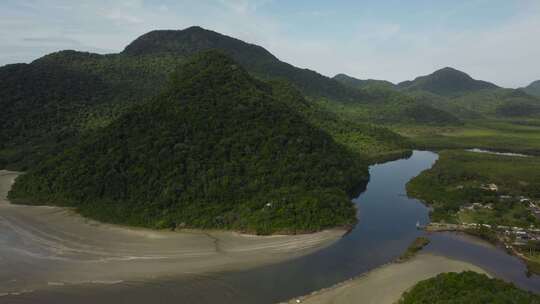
0,170,345,297
425,222,540,274
405,150,540,275
284,253,487,304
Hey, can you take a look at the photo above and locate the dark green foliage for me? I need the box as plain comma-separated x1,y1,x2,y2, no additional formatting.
0,26,409,170
269,80,412,157
9,52,367,234
319,90,461,126
496,102,540,117
398,67,499,97
407,150,540,226
399,271,540,304
333,73,396,90
398,237,430,261
0,50,186,170
401,103,461,125
123,26,366,102
523,80,540,97
450,88,540,118
393,70,540,120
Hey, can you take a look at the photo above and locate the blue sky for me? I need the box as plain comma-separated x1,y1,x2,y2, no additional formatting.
1,0,539,87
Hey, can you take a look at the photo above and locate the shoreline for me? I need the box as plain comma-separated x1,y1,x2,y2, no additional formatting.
283,253,487,304
5,170,353,237
0,170,346,296
424,223,540,275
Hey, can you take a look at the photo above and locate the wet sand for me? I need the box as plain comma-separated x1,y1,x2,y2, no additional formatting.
0,170,345,297
286,254,487,304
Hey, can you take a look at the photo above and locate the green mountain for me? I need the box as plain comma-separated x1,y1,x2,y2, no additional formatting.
269,80,411,158
122,26,364,102
330,67,540,122
327,74,462,125
523,80,540,97
416,87,540,118
389,68,540,119
0,50,186,169
333,73,396,90
0,26,407,170
9,52,368,234
398,67,499,97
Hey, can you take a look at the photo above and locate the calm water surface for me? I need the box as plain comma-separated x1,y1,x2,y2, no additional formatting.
7,151,539,303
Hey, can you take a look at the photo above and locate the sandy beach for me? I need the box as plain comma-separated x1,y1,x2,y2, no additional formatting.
0,170,345,296
285,253,487,304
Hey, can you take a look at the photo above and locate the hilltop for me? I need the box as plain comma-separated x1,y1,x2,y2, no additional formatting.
333,73,396,90
8,52,368,234
122,26,364,102
397,67,499,97
0,26,409,170
524,80,540,97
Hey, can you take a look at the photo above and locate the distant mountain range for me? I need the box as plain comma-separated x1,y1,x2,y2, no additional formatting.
334,67,540,122
335,67,501,97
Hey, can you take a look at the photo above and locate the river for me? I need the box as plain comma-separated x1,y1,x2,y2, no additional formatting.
2,150,539,303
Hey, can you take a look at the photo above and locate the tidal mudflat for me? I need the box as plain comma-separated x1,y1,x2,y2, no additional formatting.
0,170,344,298
286,253,487,304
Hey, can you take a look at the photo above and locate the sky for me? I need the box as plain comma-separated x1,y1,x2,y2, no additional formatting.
1,0,539,88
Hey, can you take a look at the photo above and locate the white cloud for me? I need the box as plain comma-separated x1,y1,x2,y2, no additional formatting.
0,0,539,88
101,10,144,25
216,0,272,14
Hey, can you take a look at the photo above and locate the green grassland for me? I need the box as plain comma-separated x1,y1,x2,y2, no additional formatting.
395,119,540,155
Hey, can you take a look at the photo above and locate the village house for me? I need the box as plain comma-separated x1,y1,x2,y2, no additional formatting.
460,203,493,212
481,183,498,192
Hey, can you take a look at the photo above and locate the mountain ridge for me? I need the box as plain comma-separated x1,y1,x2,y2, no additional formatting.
398,67,499,97
122,26,365,102
523,80,540,97
333,73,396,90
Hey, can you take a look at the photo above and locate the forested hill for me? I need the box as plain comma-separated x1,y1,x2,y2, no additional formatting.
0,50,187,170
398,67,499,97
1,26,418,170
524,80,540,97
9,52,368,234
123,26,365,102
333,73,396,90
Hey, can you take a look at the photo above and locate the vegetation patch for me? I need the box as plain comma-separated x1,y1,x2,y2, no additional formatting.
398,237,430,262
407,150,540,227
408,150,540,274
8,52,370,235
399,271,540,303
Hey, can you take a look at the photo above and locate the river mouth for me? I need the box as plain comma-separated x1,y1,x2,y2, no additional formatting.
1,151,539,303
